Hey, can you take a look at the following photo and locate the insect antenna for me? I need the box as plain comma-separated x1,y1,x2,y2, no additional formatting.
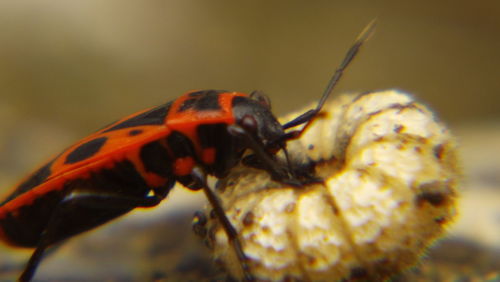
282,19,377,134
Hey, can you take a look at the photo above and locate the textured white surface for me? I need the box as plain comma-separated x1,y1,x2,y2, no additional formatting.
205,90,460,281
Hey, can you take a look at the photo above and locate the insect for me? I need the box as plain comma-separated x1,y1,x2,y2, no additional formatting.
0,21,375,281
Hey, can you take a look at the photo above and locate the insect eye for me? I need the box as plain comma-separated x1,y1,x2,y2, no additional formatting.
249,91,272,110
240,115,258,133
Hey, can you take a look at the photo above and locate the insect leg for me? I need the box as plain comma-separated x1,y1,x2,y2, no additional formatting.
227,124,301,186
191,167,254,282
19,239,49,282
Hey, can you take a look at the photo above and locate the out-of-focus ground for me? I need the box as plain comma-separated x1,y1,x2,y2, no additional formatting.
0,1,498,281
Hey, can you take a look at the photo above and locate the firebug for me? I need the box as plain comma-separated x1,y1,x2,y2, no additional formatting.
0,21,375,281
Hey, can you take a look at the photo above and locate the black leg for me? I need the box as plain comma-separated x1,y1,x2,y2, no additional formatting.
227,124,299,185
191,167,254,282
19,241,49,282
18,191,166,282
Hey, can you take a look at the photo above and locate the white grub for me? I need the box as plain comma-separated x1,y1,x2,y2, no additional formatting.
205,90,460,281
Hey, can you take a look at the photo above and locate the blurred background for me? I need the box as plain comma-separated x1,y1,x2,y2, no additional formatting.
0,1,498,281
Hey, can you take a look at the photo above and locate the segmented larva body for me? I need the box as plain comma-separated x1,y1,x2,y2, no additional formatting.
200,90,460,281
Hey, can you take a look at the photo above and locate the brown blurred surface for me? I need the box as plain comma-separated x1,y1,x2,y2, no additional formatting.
0,1,498,130
0,1,498,281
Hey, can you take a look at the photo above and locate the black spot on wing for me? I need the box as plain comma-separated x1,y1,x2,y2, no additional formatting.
103,101,172,133
0,160,54,206
178,98,197,112
179,90,226,112
194,91,222,111
188,90,206,97
65,137,108,164
188,89,225,97
128,129,143,136
140,141,172,178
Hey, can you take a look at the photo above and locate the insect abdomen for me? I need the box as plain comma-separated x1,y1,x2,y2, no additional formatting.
0,141,175,247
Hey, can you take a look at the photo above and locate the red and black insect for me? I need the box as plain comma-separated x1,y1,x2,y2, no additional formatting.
0,22,374,282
